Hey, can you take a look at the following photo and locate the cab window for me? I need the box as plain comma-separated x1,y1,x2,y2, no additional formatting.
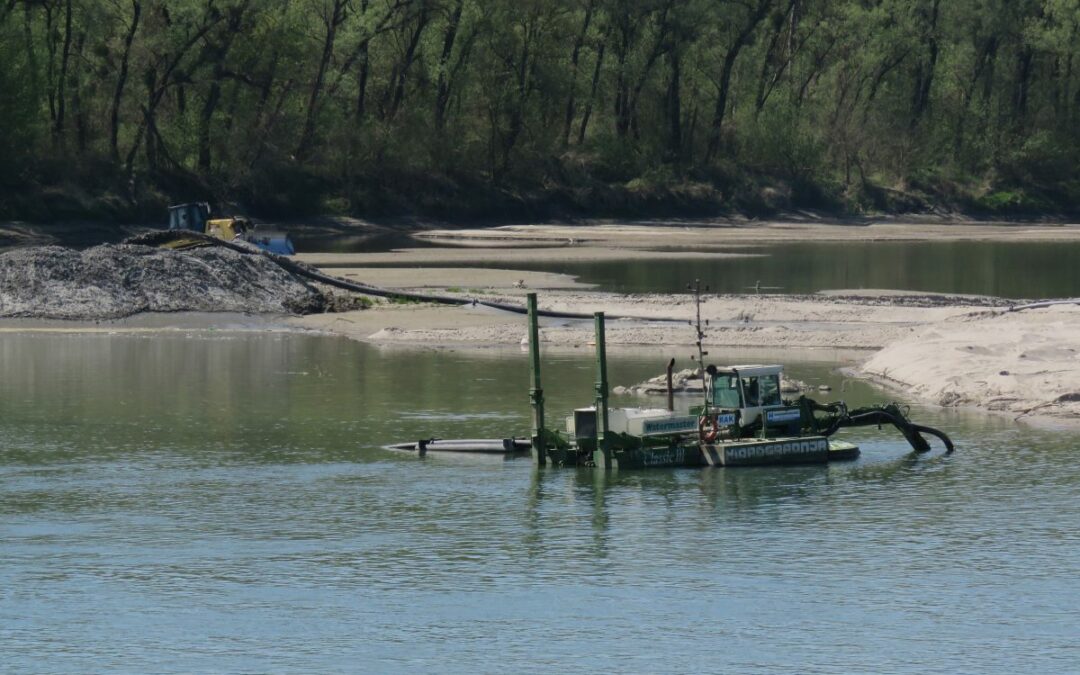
760,374,781,406
711,374,741,409
741,377,760,407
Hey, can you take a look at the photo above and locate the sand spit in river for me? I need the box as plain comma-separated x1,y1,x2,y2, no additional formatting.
862,305,1080,420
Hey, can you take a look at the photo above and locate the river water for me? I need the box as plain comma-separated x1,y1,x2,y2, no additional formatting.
529,240,1080,298
2,331,1077,672
340,240,1080,299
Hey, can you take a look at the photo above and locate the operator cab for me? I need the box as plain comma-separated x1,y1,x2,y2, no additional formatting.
168,202,211,232
707,364,784,426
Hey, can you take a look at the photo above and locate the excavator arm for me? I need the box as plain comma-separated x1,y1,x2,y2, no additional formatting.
797,397,954,454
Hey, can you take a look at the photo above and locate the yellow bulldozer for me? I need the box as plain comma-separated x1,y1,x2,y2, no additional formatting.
166,202,295,255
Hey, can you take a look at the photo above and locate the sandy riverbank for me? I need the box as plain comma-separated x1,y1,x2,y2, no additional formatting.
286,251,1079,421
411,220,1080,248
292,288,997,351
862,304,1080,420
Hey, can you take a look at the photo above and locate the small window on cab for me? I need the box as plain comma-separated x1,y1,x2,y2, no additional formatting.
741,377,760,407
711,373,741,409
760,374,782,406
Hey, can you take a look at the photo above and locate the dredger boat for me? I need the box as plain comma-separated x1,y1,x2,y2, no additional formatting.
525,294,952,468
390,291,954,467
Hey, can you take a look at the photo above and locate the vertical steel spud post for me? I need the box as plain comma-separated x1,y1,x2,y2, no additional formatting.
527,293,547,465
594,312,612,469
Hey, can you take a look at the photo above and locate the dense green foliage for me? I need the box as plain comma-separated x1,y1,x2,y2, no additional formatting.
2,0,1079,221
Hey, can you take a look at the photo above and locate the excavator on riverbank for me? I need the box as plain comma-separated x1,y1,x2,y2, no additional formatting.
166,203,295,255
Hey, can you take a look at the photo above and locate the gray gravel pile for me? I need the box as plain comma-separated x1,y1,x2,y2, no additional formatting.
0,244,325,319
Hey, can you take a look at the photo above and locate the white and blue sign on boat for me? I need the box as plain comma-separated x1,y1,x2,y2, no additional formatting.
641,416,700,435
766,408,802,423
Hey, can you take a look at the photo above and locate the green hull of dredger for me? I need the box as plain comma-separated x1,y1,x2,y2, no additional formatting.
545,438,860,469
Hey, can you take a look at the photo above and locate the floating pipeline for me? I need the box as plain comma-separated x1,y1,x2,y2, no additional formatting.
126,230,688,323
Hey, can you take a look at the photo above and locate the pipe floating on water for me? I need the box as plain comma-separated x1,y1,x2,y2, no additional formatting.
128,230,684,323
386,438,532,454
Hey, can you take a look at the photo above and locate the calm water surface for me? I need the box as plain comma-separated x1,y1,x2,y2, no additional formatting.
2,332,1078,673
354,240,1080,299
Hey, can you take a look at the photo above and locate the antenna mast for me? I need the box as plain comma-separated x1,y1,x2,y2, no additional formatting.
688,279,710,410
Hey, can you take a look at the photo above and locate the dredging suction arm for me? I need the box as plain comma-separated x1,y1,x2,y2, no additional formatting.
797,397,954,454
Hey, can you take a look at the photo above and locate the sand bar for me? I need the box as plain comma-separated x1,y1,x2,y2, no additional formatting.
291,260,1080,421
293,289,996,351
326,267,592,290
297,246,757,267
861,304,1080,420
413,221,1080,248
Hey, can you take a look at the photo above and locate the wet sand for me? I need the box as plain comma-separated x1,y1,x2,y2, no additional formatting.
290,221,1080,420
411,220,1080,248
293,288,987,351
862,304,1080,420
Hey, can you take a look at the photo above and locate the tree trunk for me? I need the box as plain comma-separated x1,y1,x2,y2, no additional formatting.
125,10,222,176
434,0,464,131
141,70,158,171
577,41,606,144
72,30,87,154
1,0,17,24
389,1,430,120
500,22,535,172
22,4,40,103
612,19,631,139
666,48,682,161
754,0,798,115
52,0,73,146
246,45,280,165
111,0,141,163
625,2,672,141
198,83,223,173
356,42,370,121
705,0,771,162
909,0,940,130
296,0,347,161
952,36,996,161
198,2,247,173
1013,45,1034,122
44,2,57,129
562,0,594,147
704,47,741,162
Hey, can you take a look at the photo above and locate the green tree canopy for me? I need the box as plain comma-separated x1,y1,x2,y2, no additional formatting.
2,0,1077,220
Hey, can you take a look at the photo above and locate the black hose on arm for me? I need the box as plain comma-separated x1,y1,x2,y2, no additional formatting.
910,423,955,454
799,394,954,455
